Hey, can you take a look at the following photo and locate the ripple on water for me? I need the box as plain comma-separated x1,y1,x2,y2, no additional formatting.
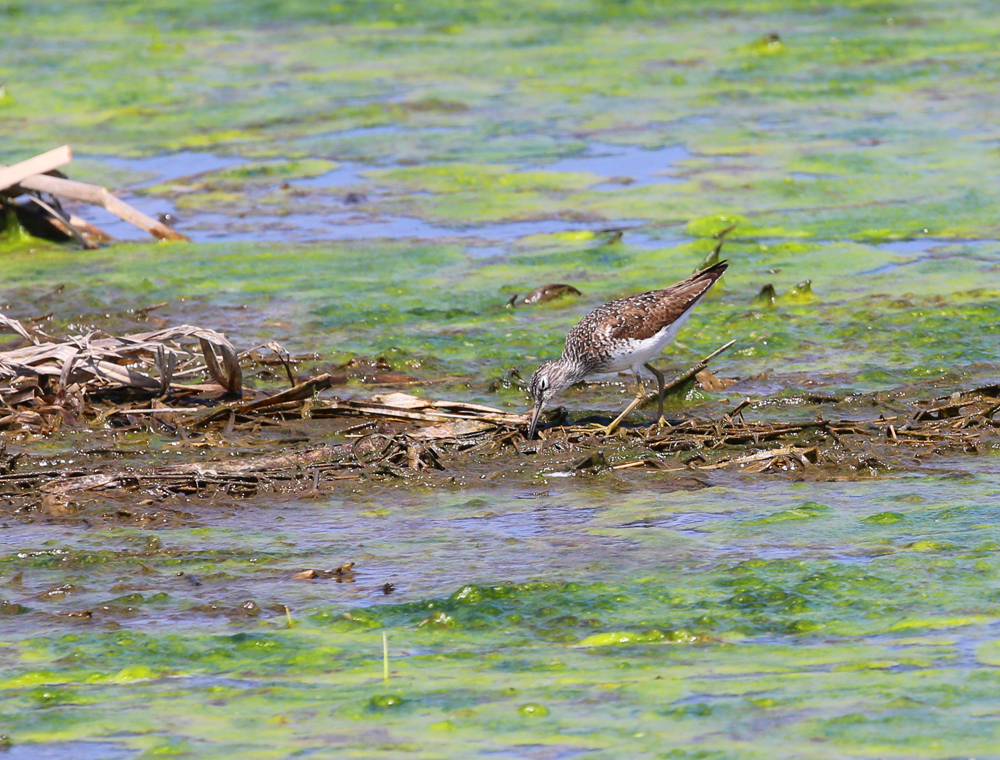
452,506,598,539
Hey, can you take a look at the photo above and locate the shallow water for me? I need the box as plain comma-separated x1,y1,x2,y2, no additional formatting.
4,1,1000,757
5,473,1000,758
533,142,690,187
95,151,248,188
72,141,677,246
1,742,137,760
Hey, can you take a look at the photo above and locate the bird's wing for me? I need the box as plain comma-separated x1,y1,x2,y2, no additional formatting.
600,262,728,342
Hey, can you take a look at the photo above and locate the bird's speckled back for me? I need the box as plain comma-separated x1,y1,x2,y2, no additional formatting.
561,261,728,372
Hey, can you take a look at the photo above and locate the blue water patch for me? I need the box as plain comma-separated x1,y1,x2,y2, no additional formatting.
536,142,690,186
1,742,137,760
858,238,1000,275
874,238,953,255
180,213,646,244
92,151,246,187
72,143,691,245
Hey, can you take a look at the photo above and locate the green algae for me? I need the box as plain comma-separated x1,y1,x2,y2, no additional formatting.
5,1,1000,240
3,0,1000,757
1,236,998,408
516,703,549,716
863,511,906,525
747,501,831,524
6,475,1000,756
369,164,601,194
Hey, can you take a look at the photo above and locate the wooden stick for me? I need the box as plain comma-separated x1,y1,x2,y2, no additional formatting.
697,445,802,471
14,173,187,242
0,146,72,193
22,194,94,250
725,397,752,421
67,214,114,243
112,408,203,414
190,373,334,426
641,339,738,407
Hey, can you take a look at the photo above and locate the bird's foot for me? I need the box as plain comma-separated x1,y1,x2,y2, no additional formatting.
586,422,622,437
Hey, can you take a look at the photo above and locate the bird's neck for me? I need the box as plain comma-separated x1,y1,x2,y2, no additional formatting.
554,355,593,389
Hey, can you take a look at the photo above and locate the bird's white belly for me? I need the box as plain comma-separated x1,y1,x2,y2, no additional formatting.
600,307,693,373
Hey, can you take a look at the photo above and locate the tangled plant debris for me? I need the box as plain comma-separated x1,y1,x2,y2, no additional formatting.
0,313,243,424
2,307,998,517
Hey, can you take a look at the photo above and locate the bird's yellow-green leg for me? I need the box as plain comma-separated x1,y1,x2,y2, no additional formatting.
643,362,668,426
600,372,648,435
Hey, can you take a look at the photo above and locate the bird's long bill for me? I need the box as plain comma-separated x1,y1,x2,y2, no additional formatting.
527,402,545,439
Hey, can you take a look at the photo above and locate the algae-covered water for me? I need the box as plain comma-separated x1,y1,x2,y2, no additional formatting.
3,1,1000,757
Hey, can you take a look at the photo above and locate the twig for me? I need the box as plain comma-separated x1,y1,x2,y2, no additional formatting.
14,173,187,242
698,446,808,471
112,408,203,414
264,341,296,388
67,214,113,243
725,397,752,421
825,425,849,449
134,302,169,316
23,194,94,250
654,339,737,401
189,373,334,426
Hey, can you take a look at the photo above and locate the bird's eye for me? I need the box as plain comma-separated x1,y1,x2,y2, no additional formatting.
538,378,548,391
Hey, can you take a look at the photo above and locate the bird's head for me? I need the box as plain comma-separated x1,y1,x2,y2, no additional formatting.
527,359,582,439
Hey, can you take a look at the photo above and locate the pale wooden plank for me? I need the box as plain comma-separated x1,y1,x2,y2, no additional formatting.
0,145,72,192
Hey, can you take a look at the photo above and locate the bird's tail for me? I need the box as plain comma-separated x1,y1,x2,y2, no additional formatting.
671,259,728,295
690,260,729,284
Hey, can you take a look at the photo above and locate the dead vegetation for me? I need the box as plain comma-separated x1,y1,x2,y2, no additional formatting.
3,382,998,522
0,314,243,431
1,313,999,520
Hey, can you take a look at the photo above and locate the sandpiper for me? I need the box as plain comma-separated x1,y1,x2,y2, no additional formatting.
527,261,728,438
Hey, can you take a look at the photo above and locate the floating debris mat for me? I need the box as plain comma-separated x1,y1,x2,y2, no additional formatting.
2,383,999,518
2,313,999,514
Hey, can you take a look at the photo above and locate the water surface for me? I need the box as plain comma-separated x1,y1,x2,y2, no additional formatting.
4,1,1000,757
